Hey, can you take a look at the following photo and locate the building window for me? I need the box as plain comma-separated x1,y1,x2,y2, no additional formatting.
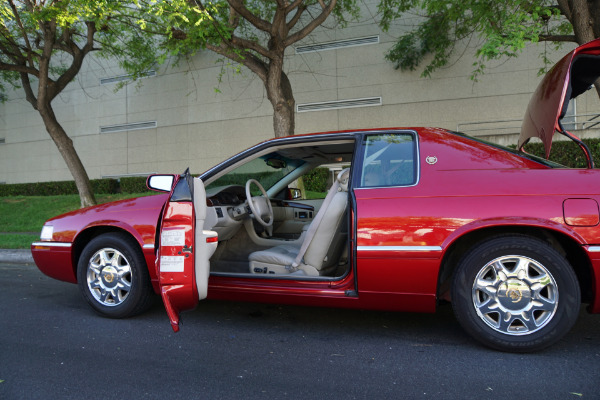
297,97,382,113
100,121,157,134
100,70,156,85
295,36,379,54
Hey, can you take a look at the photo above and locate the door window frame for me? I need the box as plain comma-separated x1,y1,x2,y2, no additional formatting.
353,130,420,190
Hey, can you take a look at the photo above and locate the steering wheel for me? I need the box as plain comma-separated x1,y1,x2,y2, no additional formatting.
245,179,274,228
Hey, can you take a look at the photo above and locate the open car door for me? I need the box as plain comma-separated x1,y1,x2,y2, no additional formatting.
155,170,218,332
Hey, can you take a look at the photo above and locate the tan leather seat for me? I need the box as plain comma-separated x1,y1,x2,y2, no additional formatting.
248,169,350,276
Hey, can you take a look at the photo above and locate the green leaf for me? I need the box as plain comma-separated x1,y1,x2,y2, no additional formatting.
379,0,579,80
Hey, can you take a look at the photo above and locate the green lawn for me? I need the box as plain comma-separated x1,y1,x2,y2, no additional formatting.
0,234,42,249
305,190,326,200
0,193,153,249
1,190,324,249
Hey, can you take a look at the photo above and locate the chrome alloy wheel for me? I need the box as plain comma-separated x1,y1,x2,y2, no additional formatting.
472,255,558,335
86,247,132,307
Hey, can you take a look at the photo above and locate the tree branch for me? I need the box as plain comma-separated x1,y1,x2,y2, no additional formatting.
0,37,27,64
19,71,38,109
285,0,304,14
287,4,306,31
228,6,240,29
36,20,55,107
207,42,268,82
556,0,572,20
7,0,35,68
0,60,39,76
51,22,97,100
230,35,274,60
284,0,337,46
538,34,577,42
227,0,272,33
271,7,288,39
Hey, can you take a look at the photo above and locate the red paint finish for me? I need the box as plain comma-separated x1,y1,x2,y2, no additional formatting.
563,199,600,227
31,124,600,326
520,52,572,155
30,244,76,283
356,255,441,298
157,201,198,331
354,129,600,310
584,249,600,313
30,194,167,286
519,38,600,156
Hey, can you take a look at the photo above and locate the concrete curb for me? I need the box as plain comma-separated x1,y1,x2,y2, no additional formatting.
0,249,34,264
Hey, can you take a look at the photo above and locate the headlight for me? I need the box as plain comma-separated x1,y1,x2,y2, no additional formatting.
40,225,54,241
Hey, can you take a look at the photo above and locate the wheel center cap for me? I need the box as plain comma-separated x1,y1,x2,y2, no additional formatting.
498,279,531,310
101,266,118,287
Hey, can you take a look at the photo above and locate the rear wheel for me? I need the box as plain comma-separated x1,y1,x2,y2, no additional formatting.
77,233,153,318
451,235,580,352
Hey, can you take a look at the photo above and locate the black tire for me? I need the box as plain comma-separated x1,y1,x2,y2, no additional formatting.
77,232,153,318
451,235,580,352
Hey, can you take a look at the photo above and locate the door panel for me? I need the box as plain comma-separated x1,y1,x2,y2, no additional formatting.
158,174,218,332
158,201,197,332
193,177,218,300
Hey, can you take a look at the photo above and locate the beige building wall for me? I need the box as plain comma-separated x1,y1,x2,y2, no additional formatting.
0,3,598,184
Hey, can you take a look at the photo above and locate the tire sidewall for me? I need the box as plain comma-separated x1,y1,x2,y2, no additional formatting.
77,233,150,318
452,236,581,352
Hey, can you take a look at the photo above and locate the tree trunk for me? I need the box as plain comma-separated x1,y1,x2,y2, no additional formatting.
38,104,97,208
265,57,295,138
270,71,295,138
559,0,600,104
566,0,596,44
588,0,600,38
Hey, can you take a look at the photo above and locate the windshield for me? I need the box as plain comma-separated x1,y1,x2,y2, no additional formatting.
206,154,304,192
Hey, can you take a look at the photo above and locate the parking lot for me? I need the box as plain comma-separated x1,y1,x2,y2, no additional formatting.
1,262,599,399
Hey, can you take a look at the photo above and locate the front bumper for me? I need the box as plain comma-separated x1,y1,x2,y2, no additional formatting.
31,242,76,284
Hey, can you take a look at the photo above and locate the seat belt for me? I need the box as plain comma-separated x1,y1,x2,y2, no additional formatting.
290,172,344,270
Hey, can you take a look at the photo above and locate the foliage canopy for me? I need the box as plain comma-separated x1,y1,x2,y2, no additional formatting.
378,0,600,80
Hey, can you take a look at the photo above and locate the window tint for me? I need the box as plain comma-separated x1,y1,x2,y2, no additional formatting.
360,133,417,187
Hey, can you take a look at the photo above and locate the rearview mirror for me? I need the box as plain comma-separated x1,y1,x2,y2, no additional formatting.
147,175,175,192
265,158,287,169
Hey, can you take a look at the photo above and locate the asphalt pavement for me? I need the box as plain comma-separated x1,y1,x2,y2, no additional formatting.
1,261,600,399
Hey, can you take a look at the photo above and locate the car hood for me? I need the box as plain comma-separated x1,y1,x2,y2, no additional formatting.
42,193,169,243
518,39,600,157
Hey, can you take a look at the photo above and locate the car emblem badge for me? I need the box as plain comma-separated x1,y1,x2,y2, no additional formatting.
426,156,437,165
507,288,522,303
102,266,117,284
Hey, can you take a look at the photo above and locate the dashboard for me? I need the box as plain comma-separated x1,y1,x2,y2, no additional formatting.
206,185,247,207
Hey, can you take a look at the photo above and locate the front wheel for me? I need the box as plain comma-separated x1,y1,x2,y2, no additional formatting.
77,233,153,318
451,235,580,352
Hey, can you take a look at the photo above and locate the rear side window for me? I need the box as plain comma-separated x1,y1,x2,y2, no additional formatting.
359,133,418,187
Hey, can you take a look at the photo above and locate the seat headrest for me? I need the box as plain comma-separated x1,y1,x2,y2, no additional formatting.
337,168,350,192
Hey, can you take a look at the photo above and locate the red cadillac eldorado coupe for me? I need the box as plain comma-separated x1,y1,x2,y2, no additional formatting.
32,39,600,352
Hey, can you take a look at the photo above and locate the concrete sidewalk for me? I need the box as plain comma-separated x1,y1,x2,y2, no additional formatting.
0,249,34,264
